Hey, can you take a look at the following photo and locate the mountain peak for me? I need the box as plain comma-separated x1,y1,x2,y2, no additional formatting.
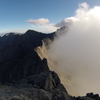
25,29,42,34
55,26,68,36
3,32,22,37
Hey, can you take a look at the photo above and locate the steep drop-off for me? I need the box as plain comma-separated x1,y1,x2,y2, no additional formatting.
0,29,72,100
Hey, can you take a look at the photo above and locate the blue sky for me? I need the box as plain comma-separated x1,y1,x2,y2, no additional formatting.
0,0,100,34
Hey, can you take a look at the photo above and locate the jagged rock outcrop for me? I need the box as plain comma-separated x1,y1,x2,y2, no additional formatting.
0,30,55,63
0,50,50,84
0,70,71,100
0,29,72,100
71,93,100,100
0,30,55,84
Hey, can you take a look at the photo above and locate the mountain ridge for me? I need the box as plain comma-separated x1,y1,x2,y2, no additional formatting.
0,27,99,100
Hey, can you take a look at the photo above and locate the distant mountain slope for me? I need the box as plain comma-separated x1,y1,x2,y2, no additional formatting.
0,29,56,83
0,30,55,63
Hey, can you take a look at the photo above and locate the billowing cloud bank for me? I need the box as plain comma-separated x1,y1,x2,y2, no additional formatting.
48,2,100,96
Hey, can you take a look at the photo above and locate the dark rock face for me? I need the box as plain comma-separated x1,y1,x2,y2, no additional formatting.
0,29,71,100
13,71,70,100
86,93,100,100
0,50,50,83
0,30,55,84
27,71,61,90
71,93,100,100
0,26,67,65
0,30,55,63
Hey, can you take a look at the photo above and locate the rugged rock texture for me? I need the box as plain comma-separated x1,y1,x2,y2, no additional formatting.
71,93,100,100
0,70,71,100
0,30,55,63
0,50,50,84
0,30,55,84
0,28,72,100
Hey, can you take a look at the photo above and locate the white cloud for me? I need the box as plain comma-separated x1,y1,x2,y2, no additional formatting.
26,18,49,25
0,29,27,36
55,2,89,28
26,3,100,34
47,2,100,96
31,24,57,33
79,2,89,10
26,18,58,33
55,17,76,27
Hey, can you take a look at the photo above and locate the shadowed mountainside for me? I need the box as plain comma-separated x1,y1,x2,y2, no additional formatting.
0,30,55,83
0,28,72,100
0,30,55,63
